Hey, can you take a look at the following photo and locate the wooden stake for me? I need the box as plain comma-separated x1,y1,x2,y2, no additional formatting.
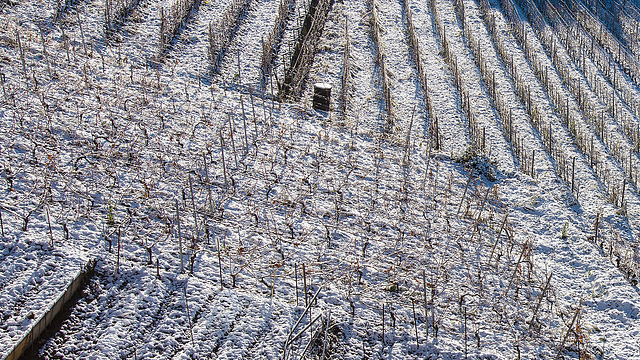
188,174,199,243
571,157,576,193
46,206,54,246
321,310,331,360
303,263,308,307
250,89,258,143
528,272,552,334
621,179,626,208
216,232,223,289
382,303,385,346
220,128,228,189
500,242,526,300
295,263,299,306
240,95,249,152
488,212,508,266
77,12,88,56
176,199,184,273
464,305,468,360
531,150,535,178
203,152,214,216
457,172,473,215
237,50,242,86
554,305,581,360
476,185,492,222
0,208,4,238
423,270,428,339
412,300,419,349
0,72,6,100
404,105,416,165
262,94,267,130
482,127,486,151
16,30,26,78
184,287,195,347
228,113,239,169
116,227,121,274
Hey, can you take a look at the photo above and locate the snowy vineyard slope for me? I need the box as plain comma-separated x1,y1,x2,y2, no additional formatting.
2,0,640,358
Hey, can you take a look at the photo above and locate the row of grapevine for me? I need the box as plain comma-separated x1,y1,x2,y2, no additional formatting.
545,0,640,125
535,0,640,188
431,0,515,170
498,0,611,201
617,0,640,56
54,0,77,20
404,0,470,155
401,0,439,148
104,0,141,33
580,0,626,42
159,0,201,56
339,19,351,119
366,0,393,131
545,0,640,127
457,0,540,178
208,0,251,72
260,0,294,87
563,0,640,87
510,0,638,201
278,0,331,100
502,0,640,287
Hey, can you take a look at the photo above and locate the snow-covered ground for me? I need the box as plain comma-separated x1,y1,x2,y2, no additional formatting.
2,0,640,358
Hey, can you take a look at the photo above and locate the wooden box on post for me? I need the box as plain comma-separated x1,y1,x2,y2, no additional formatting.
313,82,331,111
